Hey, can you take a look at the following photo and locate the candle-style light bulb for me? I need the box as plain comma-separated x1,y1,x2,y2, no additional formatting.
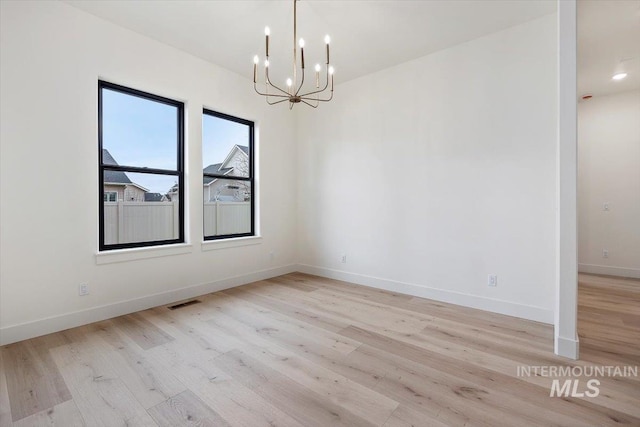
315,64,321,73
253,55,259,83
286,78,292,87
329,66,334,90
325,35,331,64
315,64,321,87
265,26,270,57
264,59,269,68
299,38,305,48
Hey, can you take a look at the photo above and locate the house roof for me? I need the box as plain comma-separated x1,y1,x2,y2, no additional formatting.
102,149,132,184
220,145,248,170
202,145,249,185
102,149,149,192
203,163,232,185
144,192,164,202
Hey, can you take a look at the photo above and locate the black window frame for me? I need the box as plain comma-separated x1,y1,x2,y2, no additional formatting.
98,80,185,251
202,109,255,241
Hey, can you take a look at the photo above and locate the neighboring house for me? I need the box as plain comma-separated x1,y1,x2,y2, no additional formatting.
103,149,149,202
144,192,164,202
165,144,250,203
165,183,179,202
203,145,250,202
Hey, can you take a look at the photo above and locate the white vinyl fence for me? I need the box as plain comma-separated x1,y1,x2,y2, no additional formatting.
104,201,250,244
204,202,251,236
104,202,179,245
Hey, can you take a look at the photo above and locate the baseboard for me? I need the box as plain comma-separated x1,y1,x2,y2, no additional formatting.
0,264,297,346
578,263,640,279
297,264,554,324
0,263,558,345
555,334,579,360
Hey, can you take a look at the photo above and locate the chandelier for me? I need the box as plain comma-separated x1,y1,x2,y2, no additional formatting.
253,0,334,109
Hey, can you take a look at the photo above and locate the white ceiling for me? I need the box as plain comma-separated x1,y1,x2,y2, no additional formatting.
578,0,640,98
64,0,556,84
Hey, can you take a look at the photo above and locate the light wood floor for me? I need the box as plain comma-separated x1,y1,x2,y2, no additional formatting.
0,273,638,426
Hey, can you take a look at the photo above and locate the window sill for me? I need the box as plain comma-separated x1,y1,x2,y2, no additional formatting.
96,243,193,265
201,236,262,251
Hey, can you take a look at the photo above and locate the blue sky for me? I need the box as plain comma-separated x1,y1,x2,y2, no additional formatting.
103,88,248,194
202,114,248,170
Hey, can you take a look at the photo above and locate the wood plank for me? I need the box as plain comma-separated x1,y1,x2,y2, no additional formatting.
88,320,187,409
578,274,640,373
364,323,640,417
12,400,85,427
269,275,319,292
383,405,449,427
48,329,156,426
1,272,638,424
244,281,428,335
111,312,174,350
143,306,233,356
340,329,640,426
200,304,399,425
2,339,71,422
148,390,230,427
214,349,375,427
291,273,552,344
223,283,348,332
287,273,413,303
0,350,14,427
214,291,361,354
142,327,302,426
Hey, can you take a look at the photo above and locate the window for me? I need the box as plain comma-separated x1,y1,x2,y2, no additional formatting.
98,81,184,251
202,109,254,240
104,191,117,202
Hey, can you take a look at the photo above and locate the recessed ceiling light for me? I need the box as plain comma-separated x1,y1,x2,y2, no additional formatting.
612,73,628,81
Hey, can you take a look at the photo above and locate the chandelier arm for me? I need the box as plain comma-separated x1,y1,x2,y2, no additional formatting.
301,90,333,102
266,97,291,106
295,67,306,96
254,82,290,97
298,86,328,98
298,70,329,97
265,68,291,96
301,99,319,108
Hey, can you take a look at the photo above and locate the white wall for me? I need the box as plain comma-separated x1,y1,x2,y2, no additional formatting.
0,1,297,344
556,0,578,359
578,90,640,278
0,2,566,345
297,14,558,323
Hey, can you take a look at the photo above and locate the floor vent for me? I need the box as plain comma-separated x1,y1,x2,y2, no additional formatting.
167,299,201,310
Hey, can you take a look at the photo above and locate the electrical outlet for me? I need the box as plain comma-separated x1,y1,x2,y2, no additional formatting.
78,284,89,296
603,249,609,258
488,274,498,287
341,254,347,263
